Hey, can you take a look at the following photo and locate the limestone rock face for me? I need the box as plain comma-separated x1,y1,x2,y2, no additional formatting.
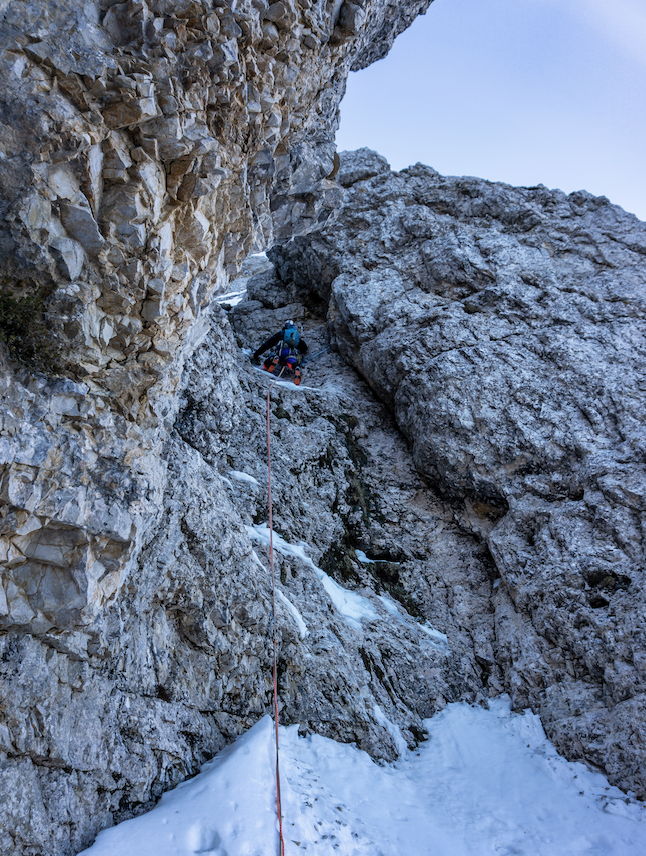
0,0,433,632
3,3,645,848
0,2,438,851
271,149,646,798
0,260,501,854
185,286,497,752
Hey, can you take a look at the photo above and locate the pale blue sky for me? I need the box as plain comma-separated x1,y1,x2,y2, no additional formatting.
336,0,646,220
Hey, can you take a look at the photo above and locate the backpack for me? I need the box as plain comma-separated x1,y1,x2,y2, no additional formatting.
282,324,300,351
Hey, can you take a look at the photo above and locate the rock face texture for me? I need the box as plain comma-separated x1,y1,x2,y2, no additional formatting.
1,258,502,856
0,0,431,640
0,2,444,853
271,148,646,799
2,1,645,848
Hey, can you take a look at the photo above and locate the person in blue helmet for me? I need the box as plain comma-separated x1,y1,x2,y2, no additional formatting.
252,320,308,385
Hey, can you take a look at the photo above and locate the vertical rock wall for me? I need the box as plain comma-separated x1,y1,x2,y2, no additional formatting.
4,5,643,852
271,148,646,800
0,3,440,853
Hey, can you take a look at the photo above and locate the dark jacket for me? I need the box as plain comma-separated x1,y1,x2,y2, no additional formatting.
253,331,308,362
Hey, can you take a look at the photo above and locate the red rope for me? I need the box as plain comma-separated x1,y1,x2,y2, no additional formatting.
266,366,286,856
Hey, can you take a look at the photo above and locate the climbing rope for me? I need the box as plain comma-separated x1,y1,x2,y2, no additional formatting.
266,365,286,856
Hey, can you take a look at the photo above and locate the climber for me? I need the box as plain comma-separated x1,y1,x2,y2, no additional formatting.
252,320,308,385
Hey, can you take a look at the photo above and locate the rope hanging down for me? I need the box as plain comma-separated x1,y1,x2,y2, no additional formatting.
266,366,286,856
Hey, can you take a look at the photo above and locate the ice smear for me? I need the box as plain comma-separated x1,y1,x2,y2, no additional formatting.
81,699,646,856
250,549,267,573
377,593,403,618
356,548,377,564
246,523,378,630
277,589,309,638
228,470,260,486
249,551,308,638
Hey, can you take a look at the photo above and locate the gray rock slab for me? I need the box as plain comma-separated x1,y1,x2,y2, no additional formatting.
271,149,646,799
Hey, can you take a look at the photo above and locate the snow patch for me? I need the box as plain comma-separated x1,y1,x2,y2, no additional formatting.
315,567,379,631
357,549,400,566
245,523,379,631
356,548,377,564
228,470,260,486
80,716,278,856
214,288,247,306
373,703,408,756
277,589,309,639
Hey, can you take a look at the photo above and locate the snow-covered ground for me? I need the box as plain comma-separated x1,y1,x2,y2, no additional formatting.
81,698,646,856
